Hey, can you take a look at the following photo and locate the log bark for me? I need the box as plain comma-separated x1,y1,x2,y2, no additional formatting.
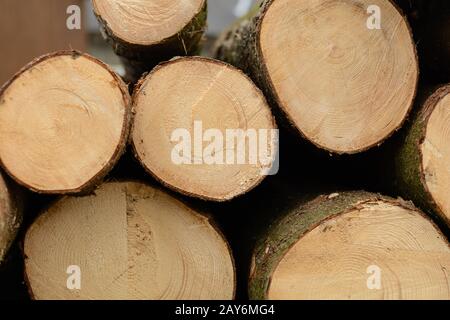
394,85,450,229
130,56,278,202
249,191,450,300
92,0,207,83
24,181,235,300
0,51,131,195
0,172,23,266
215,0,418,155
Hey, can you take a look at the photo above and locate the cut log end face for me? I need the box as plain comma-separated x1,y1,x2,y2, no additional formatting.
131,58,277,201
0,53,130,193
421,91,450,223
92,0,205,45
259,0,418,153
268,200,450,300
24,182,235,300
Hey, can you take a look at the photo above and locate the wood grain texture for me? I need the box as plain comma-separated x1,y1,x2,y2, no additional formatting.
249,191,450,300
92,0,207,82
215,0,418,154
24,181,236,300
131,56,277,202
0,51,131,194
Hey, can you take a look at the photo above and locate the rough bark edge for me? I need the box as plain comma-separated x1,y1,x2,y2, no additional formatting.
23,180,237,300
129,56,278,202
0,172,24,266
215,0,419,155
247,191,443,300
92,0,207,61
0,50,132,195
395,84,450,228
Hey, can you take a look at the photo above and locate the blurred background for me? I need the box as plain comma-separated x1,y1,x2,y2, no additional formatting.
0,0,260,86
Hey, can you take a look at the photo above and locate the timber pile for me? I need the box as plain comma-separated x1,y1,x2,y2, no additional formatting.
0,0,449,301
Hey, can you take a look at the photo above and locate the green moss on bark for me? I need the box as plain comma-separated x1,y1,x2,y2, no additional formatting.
248,191,412,299
394,85,450,228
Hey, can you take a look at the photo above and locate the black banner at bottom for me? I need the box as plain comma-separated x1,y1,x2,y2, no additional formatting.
0,300,446,319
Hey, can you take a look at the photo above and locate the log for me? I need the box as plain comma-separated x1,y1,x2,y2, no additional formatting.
394,85,450,229
131,56,277,202
24,181,235,300
215,0,418,154
92,0,207,82
0,51,131,195
0,172,23,266
249,191,450,300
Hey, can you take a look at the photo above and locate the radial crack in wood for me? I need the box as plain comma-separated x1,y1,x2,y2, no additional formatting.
24,181,235,300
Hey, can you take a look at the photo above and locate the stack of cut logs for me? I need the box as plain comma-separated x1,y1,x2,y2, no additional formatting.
0,0,450,300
